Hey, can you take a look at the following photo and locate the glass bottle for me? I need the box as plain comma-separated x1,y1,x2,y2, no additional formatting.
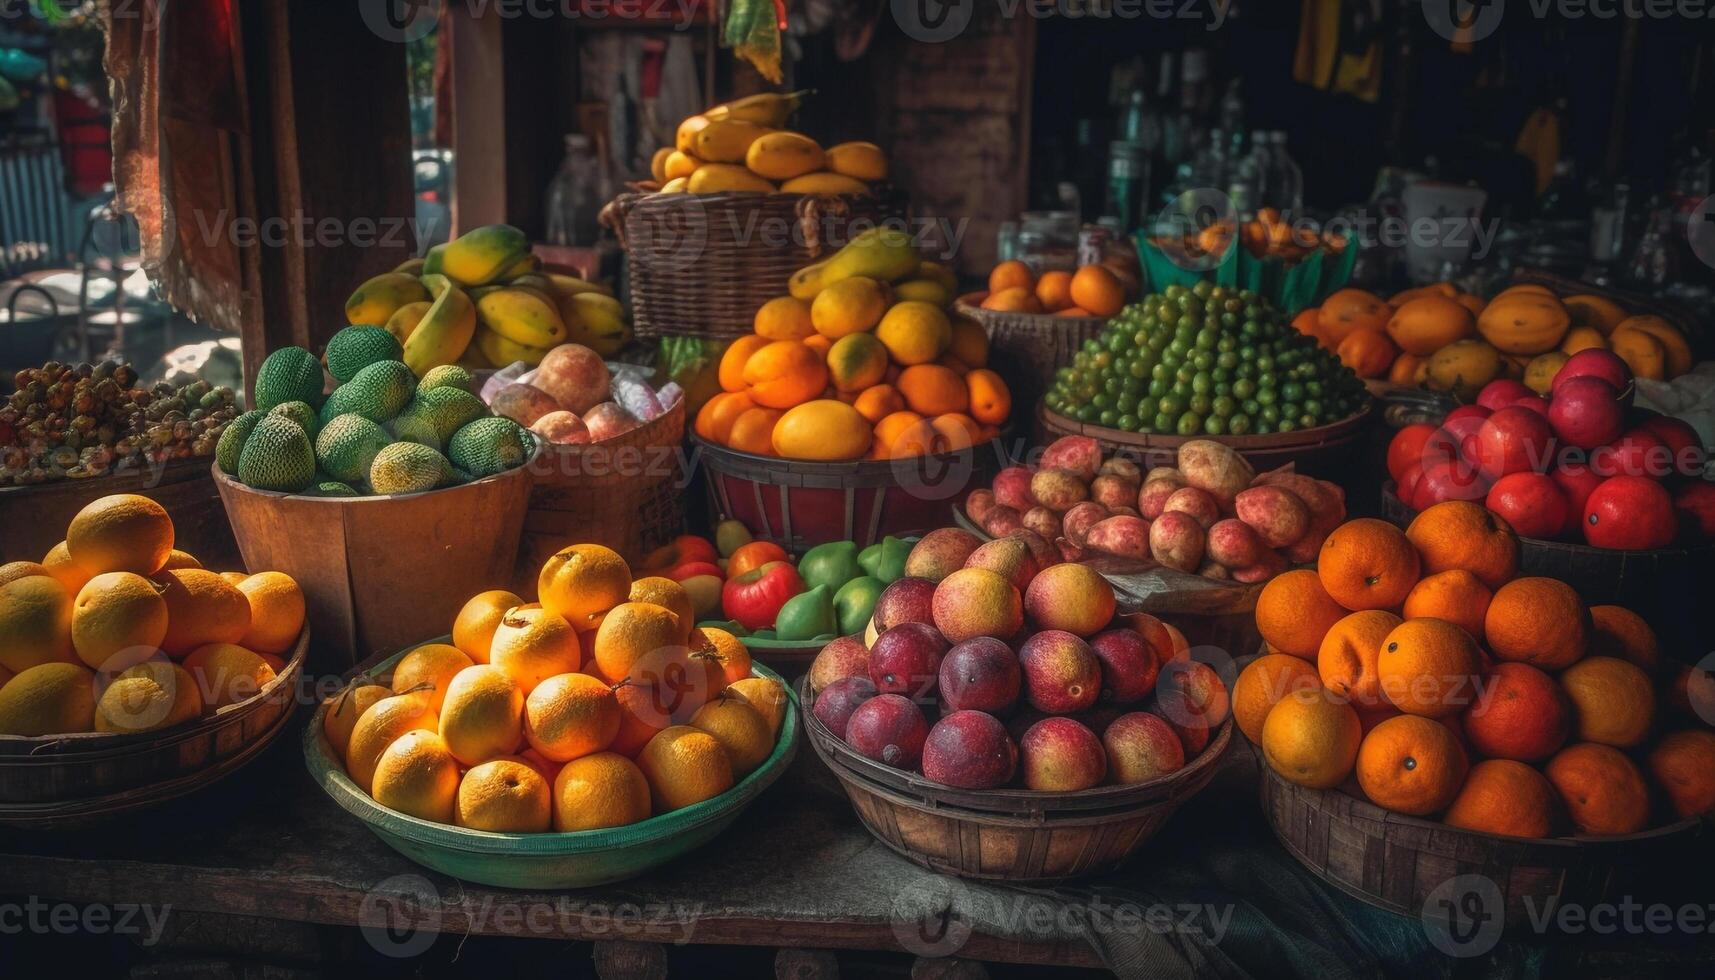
544,134,603,247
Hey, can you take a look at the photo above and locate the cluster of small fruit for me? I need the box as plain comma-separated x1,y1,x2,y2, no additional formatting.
323,543,788,834
966,436,1345,584
1243,503,1715,837
1150,208,1347,269
1,360,239,485
973,260,1133,318
806,529,1230,792
1387,348,1713,550
0,494,304,737
654,91,888,196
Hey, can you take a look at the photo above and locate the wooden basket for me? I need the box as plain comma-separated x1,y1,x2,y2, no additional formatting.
0,625,308,830
954,293,1108,413
213,459,535,673
603,190,908,341
0,457,238,568
1260,765,1705,928
1509,267,1701,346
800,677,1231,882
513,399,685,596
694,434,1006,554
1038,401,1374,479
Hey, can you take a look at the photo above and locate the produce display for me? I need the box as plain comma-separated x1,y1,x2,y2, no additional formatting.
1386,351,1713,550
2,360,240,486
1044,282,1369,435
650,91,889,196
1243,502,1715,836
970,260,1131,317
1294,282,1696,389
484,345,683,447
1150,207,1348,268
807,527,1228,791
965,436,1346,582
694,229,1012,460
0,493,305,735
345,223,631,374
321,543,790,833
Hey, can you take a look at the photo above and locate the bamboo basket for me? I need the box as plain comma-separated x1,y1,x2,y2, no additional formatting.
1260,765,1705,928
954,294,1109,414
1038,401,1373,479
513,399,685,596
0,625,308,830
213,459,535,673
801,677,1231,882
602,190,908,341
0,456,238,567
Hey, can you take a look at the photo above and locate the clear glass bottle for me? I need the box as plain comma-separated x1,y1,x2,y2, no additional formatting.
544,134,603,247
1270,131,1303,213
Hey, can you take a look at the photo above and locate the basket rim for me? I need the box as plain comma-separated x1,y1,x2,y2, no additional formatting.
1039,400,1373,451
1380,482,1715,559
210,442,540,503
0,623,310,751
0,454,213,499
524,397,685,459
796,675,1232,813
303,638,799,855
955,292,1110,328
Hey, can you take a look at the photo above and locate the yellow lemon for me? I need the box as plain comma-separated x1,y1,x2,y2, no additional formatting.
875,301,953,365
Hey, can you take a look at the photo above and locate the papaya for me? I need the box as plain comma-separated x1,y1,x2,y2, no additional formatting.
474,326,550,369
475,288,567,348
422,243,446,276
542,273,612,299
393,256,427,276
823,141,888,181
745,132,824,181
692,120,774,164
1611,315,1691,377
787,227,921,301
345,272,428,327
687,165,776,195
703,90,812,127
402,274,478,376
498,251,540,280
1425,339,1504,399
440,224,530,287
1476,291,1570,354
780,172,871,196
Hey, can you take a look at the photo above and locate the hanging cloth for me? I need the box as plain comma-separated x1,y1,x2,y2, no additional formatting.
725,0,786,83
1513,107,1561,197
1293,0,1384,104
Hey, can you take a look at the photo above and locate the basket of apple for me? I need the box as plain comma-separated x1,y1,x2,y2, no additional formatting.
798,534,1231,882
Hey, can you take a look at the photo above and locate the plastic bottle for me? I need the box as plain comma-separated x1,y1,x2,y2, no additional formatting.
1270,131,1303,213
544,134,603,247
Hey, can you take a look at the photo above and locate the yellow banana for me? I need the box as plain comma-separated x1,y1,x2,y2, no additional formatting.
440,224,530,287
564,292,630,356
345,272,429,326
476,287,568,348
475,326,551,368
692,120,775,164
383,300,432,344
402,274,478,376
703,90,813,127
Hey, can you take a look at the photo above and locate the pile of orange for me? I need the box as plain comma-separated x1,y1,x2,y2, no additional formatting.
696,261,1012,461
325,542,789,834
0,494,305,737
975,260,1128,318
1239,501,1715,838
1148,207,1347,269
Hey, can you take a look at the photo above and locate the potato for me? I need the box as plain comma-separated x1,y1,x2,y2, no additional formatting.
1029,468,1089,513
1233,486,1311,549
1084,516,1151,560
1148,511,1205,572
1061,501,1110,547
1177,440,1254,504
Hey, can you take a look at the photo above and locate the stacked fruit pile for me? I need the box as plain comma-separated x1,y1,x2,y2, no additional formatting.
486,344,681,447
1046,282,1367,435
652,91,888,196
1150,208,1347,269
970,260,1131,318
807,528,1229,791
323,544,790,833
1386,349,1713,550
695,229,1012,460
0,494,305,736
2,360,240,486
1241,503,1715,836
965,436,1345,583
217,341,533,497
345,223,629,374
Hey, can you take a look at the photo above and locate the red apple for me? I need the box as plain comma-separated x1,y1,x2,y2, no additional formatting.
867,622,950,698
1554,349,1632,400
666,560,724,582
1551,465,1606,538
1637,416,1708,477
1486,472,1568,540
1474,406,1556,478
1415,458,1490,507
1547,377,1627,450
1443,404,1493,425
1387,423,1441,483
1509,395,1551,416
1440,415,1488,464
1477,379,1534,412
1583,475,1677,550
1673,481,1715,539
1590,430,1669,479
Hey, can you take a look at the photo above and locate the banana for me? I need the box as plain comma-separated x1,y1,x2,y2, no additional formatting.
440,224,530,287
345,272,429,326
563,292,630,356
383,300,432,344
402,274,478,376
475,326,551,368
476,287,568,348
692,120,775,164
703,90,813,127
393,257,427,275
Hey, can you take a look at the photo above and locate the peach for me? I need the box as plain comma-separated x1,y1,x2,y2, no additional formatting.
1206,518,1265,568
1177,439,1255,504
1091,474,1139,511
1103,711,1186,783
812,675,877,738
872,577,936,632
964,537,1040,592
982,506,1024,537
965,488,997,526
844,693,929,769
867,622,949,697
1234,485,1311,548
582,402,638,442
1039,435,1102,482
530,410,590,445
1232,549,1287,584
992,465,1037,513
1098,457,1142,482
1089,629,1160,704
1148,511,1206,573
1153,660,1230,756
809,634,870,692
1030,468,1089,513
533,343,612,414
491,382,561,427
1138,476,1186,519
1084,515,1152,561
1061,501,1110,547
1023,563,1116,637
903,528,983,583
1163,486,1221,528
938,636,1022,713
1018,630,1103,714
1022,506,1062,540
932,567,1023,644
1019,717,1106,790
923,710,1017,789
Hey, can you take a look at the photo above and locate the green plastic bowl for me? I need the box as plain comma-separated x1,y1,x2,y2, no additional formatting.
302,639,799,889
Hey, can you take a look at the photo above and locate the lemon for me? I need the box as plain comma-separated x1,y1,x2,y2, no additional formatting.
874,301,952,366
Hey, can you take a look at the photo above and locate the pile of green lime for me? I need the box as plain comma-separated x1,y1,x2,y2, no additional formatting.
1044,282,1368,436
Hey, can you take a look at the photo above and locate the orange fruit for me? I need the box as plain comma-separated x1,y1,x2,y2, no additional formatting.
1316,518,1420,611
622,643,727,722
688,694,774,776
489,605,582,691
1646,729,1715,819
1317,610,1403,707
1484,577,1588,670
1336,328,1399,379
344,693,439,794
1355,700,1404,736
1404,500,1519,590
752,295,815,341
1355,714,1469,815
826,332,889,392
183,642,276,709
451,589,523,664
629,578,695,643
1443,759,1561,838
0,575,74,673
0,662,94,735
726,406,784,455
1256,569,1347,659
1400,570,1491,641
323,683,393,758
553,751,653,831
371,730,461,823
155,568,251,658
159,549,200,571
235,571,305,655
872,410,934,458
742,339,829,408
456,758,552,832
852,384,906,424
40,540,92,595
1377,618,1481,718
1544,742,1650,835
694,390,758,444
963,368,1011,426
592,602,685,684
538,544,631,629
636,725,735,811
695,626,752,687
1069,266,1125,317
1558,656,1654,748
1588,605,1657,674
0,561,50,589
390,643,474,714
979,286,1043,313
896,364,969,416
438,664,525,766
1385,295,1477,356
988,259,1034,294
1316,288,1389,345
66,493,173,576
1462,662,1570,762
931,413,982,451
875,301,953,365
524,672,621,762
718,334,770,392
1259,687,1362,789
70,572,168,671
1034,270,1074,311
611,681,674,757
947,315,990,368
1233,653,1321,743
95,661,202,734
726,676,788,736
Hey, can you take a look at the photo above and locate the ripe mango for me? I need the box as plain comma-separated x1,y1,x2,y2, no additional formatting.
688,164,776,195
703,90,811,127
788,227,921,301
692,120,775,164
402,274,478,376
824,141,888,181
440,224,530,287
781,172,871,196
475,327,550,369
563,292,631,356
745,132,824,181
475,288,567,348
345,272,428,327
384,301,432,344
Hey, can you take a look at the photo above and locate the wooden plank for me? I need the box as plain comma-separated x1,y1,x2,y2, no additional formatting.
448,3,507,231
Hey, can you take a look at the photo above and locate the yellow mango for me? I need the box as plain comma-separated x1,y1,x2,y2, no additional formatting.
787,227,921,300
402,274,478,376
564,292,630,356
664,150,701,180
475,288,567,348
1559,326,1607,355
345,272,428,327
660,177,688,194
824,141,888,181
1608,326,1667,380
1425,339,1503,399
687,165,776,195
703,90,811,127
441,224,530,287
692,120,774,164
892,278,952,307
383,301,432,344
771,400,873,460
475,327,551,368
650,147,673,183
780,172,871,196
745,132,824,181
675,115,709,153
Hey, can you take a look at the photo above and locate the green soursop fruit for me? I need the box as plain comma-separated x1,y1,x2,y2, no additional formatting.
303,480,359,497
448,417,533,477
215,410,264,475
315,413,393,483
268,400,320,440
325,325,404,383
236,415,316,491
417,364,475,394
253,346,326,411
369,442,451,495
318,359,416,425
391,387,488,448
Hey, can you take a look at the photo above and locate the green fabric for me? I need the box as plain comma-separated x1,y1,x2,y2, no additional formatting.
723,0,782,83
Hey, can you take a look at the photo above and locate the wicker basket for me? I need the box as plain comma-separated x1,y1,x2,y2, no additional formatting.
0,625,308,830
801,677,1231,882
514,399,685,596
0,456,238,568
694,434,1006,554
603,190,908,341
954,293,1109,414
1038,401,1374,479
1260,765,1705,929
